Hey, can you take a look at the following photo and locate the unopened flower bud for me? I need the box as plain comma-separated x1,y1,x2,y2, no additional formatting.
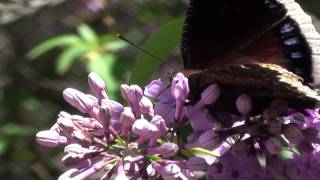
263,108,278,120
36,130,67,147
57,117,75,131
132,119,158,144
144,80,166,98
120,108,135,138
61,153,92,170
207,164,223,178
75,93,95,113
264,137,282,154
121,85,143,117
63,88,78,103
172,73,189,121
185,132,205,148
58,111,72,118
72,130,91,144
284,163,300,179
86,94,99,106
121,85,143,102
63,88,95,113
58,169,79,180
61,160,106,180
236,94,252,115
147,164,156,177
267,120,282,135
187,157,208,171
248,124,260,136
268,156,285,178
198,130,222,149
182,169,196,179
64,144,96,154
124,155,144,163
139,96,154,116
115,164,129,180
301,127,320,143
187,132,202,144
171,73,189,101
282,124,303,144
123,161,141,174
291,113,306,124
151,115,168,136
123,156,144,174
88,72,108,99
305,109,320,120
50,123,60,131
153,163,181,179
101,99,124,120
72,116,103,129
200,84,220,105
298,140,314,153
98,105,111,130
148,142,179,158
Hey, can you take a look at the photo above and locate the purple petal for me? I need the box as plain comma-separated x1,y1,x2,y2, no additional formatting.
144,80,167,98
187,157,208,171
236,94,252,115
36,130,67,147
88,72,108,99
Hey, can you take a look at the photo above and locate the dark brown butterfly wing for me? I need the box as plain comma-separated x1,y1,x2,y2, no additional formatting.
181,0,320,108
190,63,319,102
272,0,320,84
181,0,320,85
181,0,286,70
188,63,320,113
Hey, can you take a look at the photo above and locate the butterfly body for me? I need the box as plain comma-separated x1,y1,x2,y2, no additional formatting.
181,0,320,111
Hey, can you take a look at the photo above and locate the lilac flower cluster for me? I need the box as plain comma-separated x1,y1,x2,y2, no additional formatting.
87,0,105,12
36,72,320,179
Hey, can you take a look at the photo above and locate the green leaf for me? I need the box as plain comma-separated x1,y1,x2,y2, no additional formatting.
278,149,294,159
0,136,8,156
104,40,128,52
86,55,120,99
99,34,118,44
56,45,88,75
27,35,82,59
129,19,183,86
99,34,128,52
180,124,193,143
77,24,98,45
12,149,35,163
20,97,42,111
1,123,36,136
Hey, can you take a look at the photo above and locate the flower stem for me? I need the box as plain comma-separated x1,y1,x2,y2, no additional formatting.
179,148,194,158
190,147,219,157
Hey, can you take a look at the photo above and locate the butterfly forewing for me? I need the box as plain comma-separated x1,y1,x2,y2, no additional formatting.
181,0,286,70
181,0,320,108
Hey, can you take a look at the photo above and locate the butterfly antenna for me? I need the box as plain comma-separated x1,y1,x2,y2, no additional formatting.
116,34,179,72
117,34,179,100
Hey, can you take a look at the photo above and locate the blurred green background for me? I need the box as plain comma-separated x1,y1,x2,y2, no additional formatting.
0,0,319,179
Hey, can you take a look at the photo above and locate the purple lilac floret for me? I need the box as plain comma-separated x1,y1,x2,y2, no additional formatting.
36,72,320,179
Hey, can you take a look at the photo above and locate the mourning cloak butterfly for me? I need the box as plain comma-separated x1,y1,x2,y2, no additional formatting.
181,0,320,110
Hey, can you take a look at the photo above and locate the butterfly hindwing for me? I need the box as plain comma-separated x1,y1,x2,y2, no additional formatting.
188,63,320,111
274,0,320,84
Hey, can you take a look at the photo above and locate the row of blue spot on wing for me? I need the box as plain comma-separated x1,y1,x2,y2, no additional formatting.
273,17,313,84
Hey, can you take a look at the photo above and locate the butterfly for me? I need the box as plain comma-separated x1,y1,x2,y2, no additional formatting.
180,0,320,112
